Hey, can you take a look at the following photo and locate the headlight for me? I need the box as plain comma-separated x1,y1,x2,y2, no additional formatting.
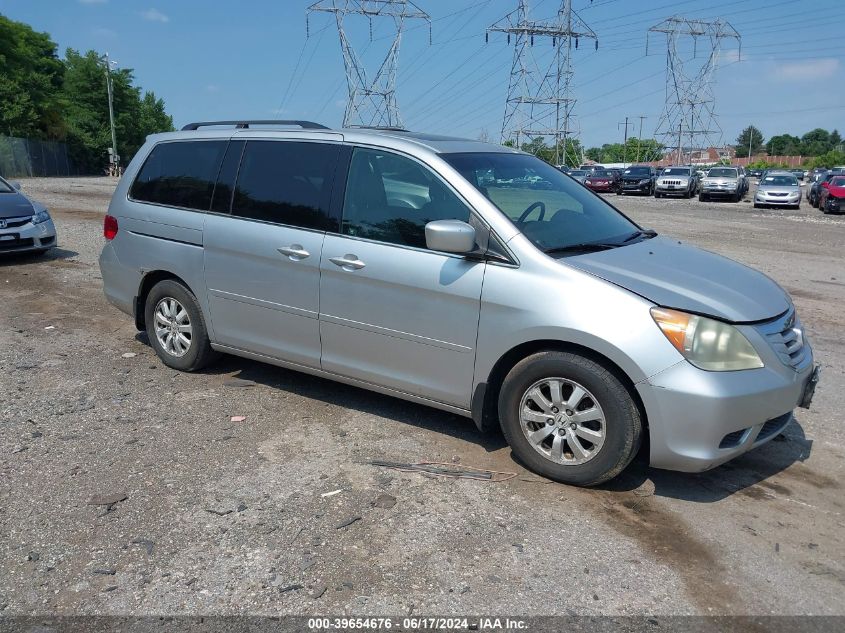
32,210,50,224
639,179,650,184
651,307,764,371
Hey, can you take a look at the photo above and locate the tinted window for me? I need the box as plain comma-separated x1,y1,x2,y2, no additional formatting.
662,168,690,175
342,148,470,249
210,140,245,214
444,152,639,253
624,167,651,175
130,141,227,210
762,176,797,186
231,141,338,230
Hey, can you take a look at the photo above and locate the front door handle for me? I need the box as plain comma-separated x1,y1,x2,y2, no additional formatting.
277,244,310,260
329,255,366,271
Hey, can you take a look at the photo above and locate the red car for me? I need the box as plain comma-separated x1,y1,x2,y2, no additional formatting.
583,170,621,193
818,175,845,214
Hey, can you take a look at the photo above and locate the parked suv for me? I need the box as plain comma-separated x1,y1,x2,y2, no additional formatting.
619,165,657,195
654,166,699,198
99,120,819,486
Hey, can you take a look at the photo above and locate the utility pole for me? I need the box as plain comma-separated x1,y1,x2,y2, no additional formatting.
747,127,753,162
100,52,118,175
635,115,647,162
488,0,598,166
618,116,632,167
647,16,740,164
307,1,430,129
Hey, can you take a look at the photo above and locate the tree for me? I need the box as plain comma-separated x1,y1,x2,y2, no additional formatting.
0,14,64,138
767,133,801,156
735,125,764,157
800,128,831,156
61,48,173,172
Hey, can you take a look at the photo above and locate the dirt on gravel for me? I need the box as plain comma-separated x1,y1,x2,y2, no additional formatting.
1,176,843,617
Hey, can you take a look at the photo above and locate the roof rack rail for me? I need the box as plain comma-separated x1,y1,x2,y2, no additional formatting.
181,120,329,131
345,125,408,132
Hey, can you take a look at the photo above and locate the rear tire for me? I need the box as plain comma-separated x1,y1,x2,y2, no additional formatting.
144,279,217,372
498,351,642,486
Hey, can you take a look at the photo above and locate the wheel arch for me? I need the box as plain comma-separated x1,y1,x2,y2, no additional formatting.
473,339,648,439
134,270,193,331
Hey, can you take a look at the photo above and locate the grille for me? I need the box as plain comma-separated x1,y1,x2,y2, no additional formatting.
0,237,34,249
662,179,684,186
757,309,809,370
0,215,32,229
755,412,792,444
769,192,788,197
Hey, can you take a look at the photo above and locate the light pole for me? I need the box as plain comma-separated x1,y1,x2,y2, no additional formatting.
100,52,119,175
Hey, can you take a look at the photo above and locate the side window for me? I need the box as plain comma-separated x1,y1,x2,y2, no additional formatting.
130,140,227,211
342,148,470,249
231,140,338,230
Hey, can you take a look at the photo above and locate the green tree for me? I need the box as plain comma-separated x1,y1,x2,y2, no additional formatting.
61,48,173,172
767,133,801,156
800,128,831,156
735,125,765,158
0,14,65,138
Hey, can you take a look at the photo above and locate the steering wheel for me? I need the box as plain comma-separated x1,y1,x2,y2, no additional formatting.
517,201,546,224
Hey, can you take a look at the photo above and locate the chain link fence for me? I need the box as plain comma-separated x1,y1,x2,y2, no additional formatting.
0,135,81,178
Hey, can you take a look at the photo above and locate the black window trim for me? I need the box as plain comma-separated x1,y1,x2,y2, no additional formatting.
126,138,231,213
335,143,518,265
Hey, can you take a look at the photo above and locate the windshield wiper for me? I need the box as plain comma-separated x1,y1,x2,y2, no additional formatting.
621,229,657,243
543,242,618,255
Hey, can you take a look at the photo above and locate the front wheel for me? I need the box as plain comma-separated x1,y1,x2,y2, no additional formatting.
654,191,662,199
498,351,642,486
699,193,707,202
144,279,217,371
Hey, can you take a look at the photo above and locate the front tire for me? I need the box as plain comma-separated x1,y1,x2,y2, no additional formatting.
699,193,707,202
144,279,217,371
498,351,642,486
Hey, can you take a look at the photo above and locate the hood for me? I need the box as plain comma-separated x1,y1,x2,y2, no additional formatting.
562,236,790,322
0,192,35,219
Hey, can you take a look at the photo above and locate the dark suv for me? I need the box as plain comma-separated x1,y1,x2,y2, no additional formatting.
619,166,657,195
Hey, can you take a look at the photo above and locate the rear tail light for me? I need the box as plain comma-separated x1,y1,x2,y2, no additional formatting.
104,215,118,240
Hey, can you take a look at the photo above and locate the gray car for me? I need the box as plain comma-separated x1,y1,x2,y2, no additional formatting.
700,167,743,202
98,120,819,486
0,176,57,255
754,172,802,209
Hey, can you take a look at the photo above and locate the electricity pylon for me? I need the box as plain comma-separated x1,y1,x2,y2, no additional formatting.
307,0,430,129
488,0,597,165
647,16,740,163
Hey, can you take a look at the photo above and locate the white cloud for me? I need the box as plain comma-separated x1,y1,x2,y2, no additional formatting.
141,8,170,23
773,58,840,81
717,49,741,64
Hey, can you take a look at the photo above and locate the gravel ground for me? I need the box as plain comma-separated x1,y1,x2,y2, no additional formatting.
1,176,843,617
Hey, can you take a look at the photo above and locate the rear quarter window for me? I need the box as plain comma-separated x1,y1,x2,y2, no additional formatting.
130,140,228,211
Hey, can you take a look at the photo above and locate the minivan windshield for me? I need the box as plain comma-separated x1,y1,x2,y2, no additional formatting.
443,153,645,253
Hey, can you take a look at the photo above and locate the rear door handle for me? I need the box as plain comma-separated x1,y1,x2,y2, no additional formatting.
329,255,366,271
277,244,310,260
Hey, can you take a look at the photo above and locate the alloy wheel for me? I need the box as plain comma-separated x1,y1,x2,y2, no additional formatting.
519,377,606,466
153,297,192,357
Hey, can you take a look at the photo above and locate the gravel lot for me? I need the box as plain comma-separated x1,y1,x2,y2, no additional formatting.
1,176,843,617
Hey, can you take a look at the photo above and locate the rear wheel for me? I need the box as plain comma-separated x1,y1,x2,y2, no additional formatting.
498,351,642,486
144,279,217,371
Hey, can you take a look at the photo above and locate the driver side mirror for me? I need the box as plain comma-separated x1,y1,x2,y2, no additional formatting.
425,220,476,254
11,181,21,191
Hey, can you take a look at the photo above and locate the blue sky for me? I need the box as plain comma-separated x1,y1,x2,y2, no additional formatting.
2,0,844,148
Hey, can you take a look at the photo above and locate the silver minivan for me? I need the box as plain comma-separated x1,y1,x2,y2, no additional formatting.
99,121,819,486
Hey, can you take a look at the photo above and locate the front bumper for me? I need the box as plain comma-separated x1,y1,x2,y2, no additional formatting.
585,182,616,192
756,192,801,206
0,218,57,253
621,181,651,193
637,341,816,473
702,186,738,198
823,197,843,213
